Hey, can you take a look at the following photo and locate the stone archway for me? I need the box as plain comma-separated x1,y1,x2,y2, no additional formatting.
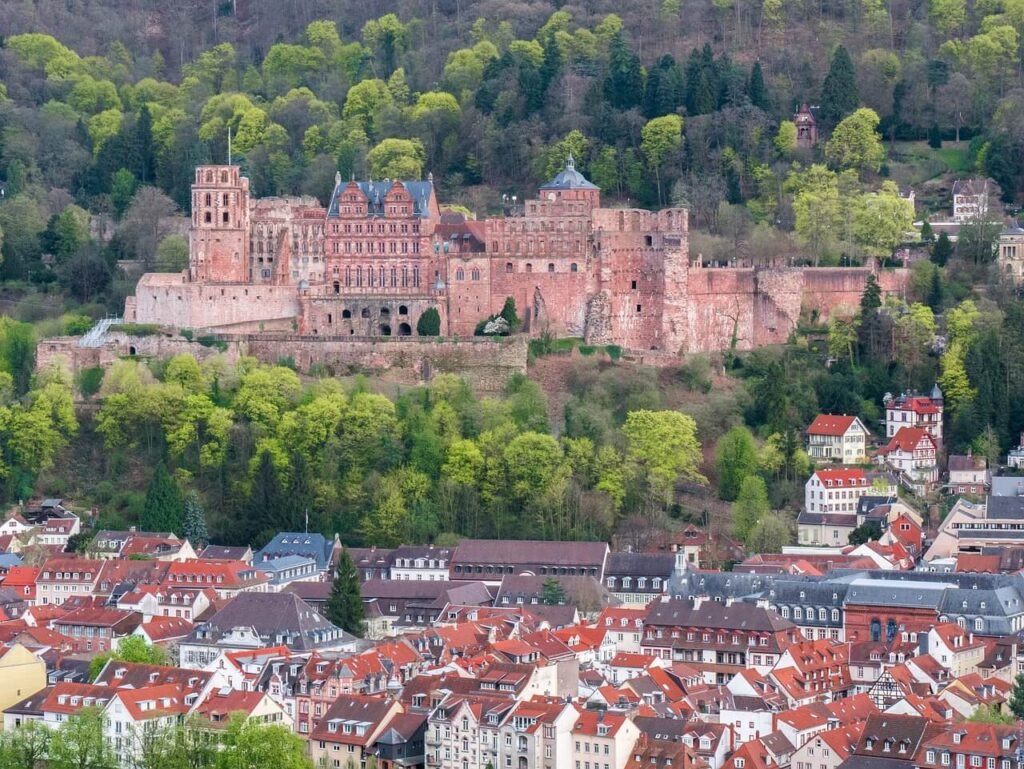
380,324,392,336
398,322,412,336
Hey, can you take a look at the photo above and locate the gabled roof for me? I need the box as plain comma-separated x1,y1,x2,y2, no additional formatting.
808,415,862,436
811,468,869,487
878,427,936,456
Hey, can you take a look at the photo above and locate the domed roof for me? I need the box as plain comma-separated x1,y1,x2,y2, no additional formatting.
540,153,599,191
930,383,943,400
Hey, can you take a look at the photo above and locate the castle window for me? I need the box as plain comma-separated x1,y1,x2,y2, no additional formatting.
456,269,464,281
327,314,332,324
345,268,351,287
361,308,370,318
645,235,653,247
204,212,212,223
399,305,408,315
342,309,351,319
205,193,211,206
471,269,480,281
570,263,578,272
402,268,408,287
506,263,513,273
391,268,397,287
548,263,555,272
636,304,642,313
205,171,213,183
222,212,229,224
631,280,637,289
333,282,340,295
380,267,385,285
222,193,229,205
221,171,227,183
413,267,420,287
525,263,533,273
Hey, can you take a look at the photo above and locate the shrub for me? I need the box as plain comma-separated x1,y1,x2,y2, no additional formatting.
417,307,441,336
180,328,193,341
605,345,622,361
64,314,94,335
277,355,297,370
578,345,596,356
118,323,161,336
76,366,105,397
197,335,228,351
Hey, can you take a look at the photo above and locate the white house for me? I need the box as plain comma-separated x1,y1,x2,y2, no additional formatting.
883,389,943,445
876,427,939,491
805,468,873,515
806,415,869,464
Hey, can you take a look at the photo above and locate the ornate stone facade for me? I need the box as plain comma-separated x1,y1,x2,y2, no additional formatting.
126,160,907,354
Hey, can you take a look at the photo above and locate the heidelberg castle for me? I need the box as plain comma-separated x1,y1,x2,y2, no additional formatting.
125,159,907,354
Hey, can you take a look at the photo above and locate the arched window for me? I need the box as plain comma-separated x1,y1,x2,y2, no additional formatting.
570,263,578,272
205,171,213,183
870,619,881,642
456,269,465,281
525,263,533,273
506,263,513,273
361,307,370,318
398,305,408,315
548,263,555,272
342,309,352,319
886,619,897,642
471,269,480,281
333,282,340,295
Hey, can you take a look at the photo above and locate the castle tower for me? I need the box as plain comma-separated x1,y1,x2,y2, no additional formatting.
190,165,250,283
538,154,600,207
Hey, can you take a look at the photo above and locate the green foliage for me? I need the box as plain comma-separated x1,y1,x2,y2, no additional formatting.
623,409,706,508
88,635,169,680
182,490,210,547
820,46,858,126
541,577,568,604
1009,673,1024,719
325,550,365,636
968,704,1014,724
733,475,770,543
715,426,760,501
76,366,105,398
826,108,886,174
140,462,183,534
417,307,441,336
849,521,882,544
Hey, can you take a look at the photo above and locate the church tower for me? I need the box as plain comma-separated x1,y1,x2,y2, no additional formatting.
190,165,250,283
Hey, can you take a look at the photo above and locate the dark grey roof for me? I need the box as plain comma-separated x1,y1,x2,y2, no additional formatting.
844,578,951,609
645,598,795,632
255,533,333,571
605,552,676,578
797,512,858,526
989,476,1024,497
187,591,352,652
327,180,434,218
540,155,599,191
986,496,1024,519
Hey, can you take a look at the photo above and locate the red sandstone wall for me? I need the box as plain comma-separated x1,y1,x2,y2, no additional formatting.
486,257,592,336
446,255,492,337
133,275,300,331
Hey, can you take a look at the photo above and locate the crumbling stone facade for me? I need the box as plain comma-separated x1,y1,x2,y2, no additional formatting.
126,160,907,354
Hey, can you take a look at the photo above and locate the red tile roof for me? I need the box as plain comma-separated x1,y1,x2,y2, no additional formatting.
808,415,859,436
878,427,937,455
812,468,869,487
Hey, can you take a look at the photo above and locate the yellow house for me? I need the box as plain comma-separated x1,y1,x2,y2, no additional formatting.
806,414,869,463
0,643,46,729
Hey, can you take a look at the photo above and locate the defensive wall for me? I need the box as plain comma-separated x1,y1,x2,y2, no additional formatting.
37,333,527,394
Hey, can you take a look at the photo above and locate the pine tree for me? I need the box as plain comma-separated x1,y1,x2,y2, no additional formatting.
499,297,520,332
603,31,645,110
182,491,209,549
541,577,568,605
287,452,315,532
140,462,184,535
1009,672,1024,719
749,62,767,109
820,46,858,126
932,231,953,266
248,450,287,547
325,550,365,637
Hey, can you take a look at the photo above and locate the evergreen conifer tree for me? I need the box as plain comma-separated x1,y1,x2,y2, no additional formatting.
932,231,953,266
182,491,209,549
541,577,568,605
248,450,287,547
140,462,184,535
749,62,767,109
1010,672,1024,719
820,46,858,126
603,31,645,110
325,550,365,637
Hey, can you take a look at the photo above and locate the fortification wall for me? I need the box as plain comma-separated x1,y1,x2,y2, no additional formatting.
132,275,300,331
486,257,592,336
38,334,525,394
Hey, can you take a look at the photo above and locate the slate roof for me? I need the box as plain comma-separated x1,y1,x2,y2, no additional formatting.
186,591,352,652
985,495,1024,520
540,155,599,191
255,533,333,571
328,180,435,218
644,598,795,632
452,539,608,568
605,552,676,578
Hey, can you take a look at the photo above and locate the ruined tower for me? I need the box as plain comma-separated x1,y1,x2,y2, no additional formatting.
189,165,250,283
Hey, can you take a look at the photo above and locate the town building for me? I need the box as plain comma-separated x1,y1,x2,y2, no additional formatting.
947,453,990,496
883,389,943,445
952,178,995,223
449,539,609,585
0,643,46,725
875,427,939,493
997,223,1024,284
806,415,869,464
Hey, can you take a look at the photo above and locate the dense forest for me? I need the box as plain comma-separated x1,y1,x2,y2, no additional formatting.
2,0,1024,548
